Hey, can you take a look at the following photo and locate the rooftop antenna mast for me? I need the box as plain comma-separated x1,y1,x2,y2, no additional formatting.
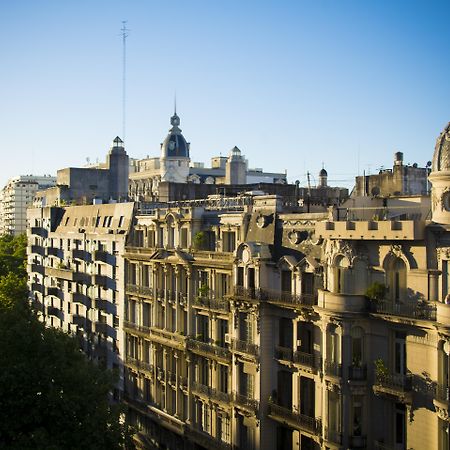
120,21,130,142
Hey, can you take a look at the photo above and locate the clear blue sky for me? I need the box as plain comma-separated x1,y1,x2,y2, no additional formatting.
1,0,449,189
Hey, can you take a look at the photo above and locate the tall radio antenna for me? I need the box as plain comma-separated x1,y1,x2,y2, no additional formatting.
120,21,130,142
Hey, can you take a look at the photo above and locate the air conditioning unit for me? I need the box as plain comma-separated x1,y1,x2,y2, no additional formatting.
224,333,231,344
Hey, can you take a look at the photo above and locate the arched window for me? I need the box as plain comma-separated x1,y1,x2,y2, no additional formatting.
388,257,407,302
334,255,349,294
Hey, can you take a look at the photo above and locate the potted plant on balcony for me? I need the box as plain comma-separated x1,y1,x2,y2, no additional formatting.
365,282,386,302
193,231,206,250
197,284,209,302
374,358,389,384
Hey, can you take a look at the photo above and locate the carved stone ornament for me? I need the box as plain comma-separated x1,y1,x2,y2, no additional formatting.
288,230,302,245
434,402,449,422
389,244,404,260
256,214,269,229
330,239,356,265
437,248,450,261
441,187,450,212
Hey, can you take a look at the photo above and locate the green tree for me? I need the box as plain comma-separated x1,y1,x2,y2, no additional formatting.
0,233,134,449
0,303,133,449
0,234,27,279
0,272,28,309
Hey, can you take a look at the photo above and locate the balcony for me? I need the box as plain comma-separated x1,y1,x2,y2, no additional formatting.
72,292,91,308
92,274,108,288
349,364,367,381
263,287,316,308
434,384,449,420
373,373,412,403
231,338,260,358
30,264,44,275
123,320,151,336
268,401,322,436
187,338,231,362
126,284,154,299
193,295,230,313
30,226,47,238
318,290,368,313
191,381,231,404
324,360,342,378
125,356,154,376
232,286,264,301
45,266,91,284
71,313,87,328
275,345,293,362
186,427,231,450
94,321,115,337
293,351,319,372
47,306,60,317
72,249,91,262
30,245,45,256
232,391,259,413
95,298,116,315
149,327,186,350
46,247,61,257
371,299,436,321
30,282,44,294
46,286,61,297
93,250,111,264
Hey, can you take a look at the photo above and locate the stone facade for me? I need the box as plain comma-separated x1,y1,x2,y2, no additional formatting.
26,122,450,450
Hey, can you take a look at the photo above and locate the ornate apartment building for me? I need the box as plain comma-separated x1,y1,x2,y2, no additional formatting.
27,122,450,450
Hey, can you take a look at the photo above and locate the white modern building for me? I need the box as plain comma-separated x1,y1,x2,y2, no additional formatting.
0,175,56,235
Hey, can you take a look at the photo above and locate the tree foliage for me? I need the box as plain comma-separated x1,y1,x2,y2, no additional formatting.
0,234,134,449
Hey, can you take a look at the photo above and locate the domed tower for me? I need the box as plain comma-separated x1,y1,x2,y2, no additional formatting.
160,112,190,183
429,122,450,225
319,166,328,188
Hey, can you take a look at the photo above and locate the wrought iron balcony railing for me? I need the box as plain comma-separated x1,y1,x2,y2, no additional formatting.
268,401,322,435
371,299,436,321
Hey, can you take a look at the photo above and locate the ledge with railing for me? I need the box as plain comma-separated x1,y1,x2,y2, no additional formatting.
263,287,316,308
193,293,230,313
187,338,231,361
232,338,260,358
371,299,436,321
373,372,412,402
324,360,342,378
123,320,151,335
232,391,259,413
126,284,154,298
268,401,322,436
232,286,265,301
348,364,367,381
293,350,319,371
191,381,231,404
125,356,154,376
